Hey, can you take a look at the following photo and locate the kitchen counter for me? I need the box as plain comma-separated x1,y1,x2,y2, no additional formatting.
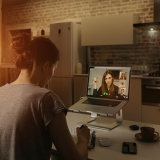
74,74,160,79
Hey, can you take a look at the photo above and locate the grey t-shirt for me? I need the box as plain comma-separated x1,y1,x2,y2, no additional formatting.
0,84,68,160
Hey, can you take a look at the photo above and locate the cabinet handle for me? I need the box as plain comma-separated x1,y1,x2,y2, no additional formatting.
146,86,160,90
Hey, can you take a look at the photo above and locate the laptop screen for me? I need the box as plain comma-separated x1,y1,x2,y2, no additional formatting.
87,66,131,100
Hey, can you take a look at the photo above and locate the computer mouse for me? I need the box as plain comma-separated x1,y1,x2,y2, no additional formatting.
99,138,111,147
129,125,139,130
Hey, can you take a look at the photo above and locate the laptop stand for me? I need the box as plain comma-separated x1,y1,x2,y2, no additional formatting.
77,109,123,130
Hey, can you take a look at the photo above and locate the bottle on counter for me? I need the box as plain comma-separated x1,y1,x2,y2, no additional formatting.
41,29,45,35
77,62,82,74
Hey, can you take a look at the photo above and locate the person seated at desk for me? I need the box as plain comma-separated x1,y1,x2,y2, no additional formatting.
0,33,90,160
93,70,119,98
119,81,126,88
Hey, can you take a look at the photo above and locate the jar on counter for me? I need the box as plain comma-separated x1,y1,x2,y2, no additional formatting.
77,62,82,74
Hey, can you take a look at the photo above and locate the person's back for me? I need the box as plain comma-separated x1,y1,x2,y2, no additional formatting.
0,84,66,160
0,33,90,160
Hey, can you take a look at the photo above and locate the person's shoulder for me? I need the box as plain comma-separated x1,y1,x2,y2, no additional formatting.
114,85,119,89
98,86,102,91
42,90,64,104
21,85,52,101
114,85,119,92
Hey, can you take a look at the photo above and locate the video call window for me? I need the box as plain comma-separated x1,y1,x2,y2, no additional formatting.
118,88,126,94
119,72,127,80
119,80,126,88
88,67,130,100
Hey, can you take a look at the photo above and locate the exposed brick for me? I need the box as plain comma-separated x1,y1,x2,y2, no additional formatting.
97,13,106,16
122,0,130,2
2,0,157,71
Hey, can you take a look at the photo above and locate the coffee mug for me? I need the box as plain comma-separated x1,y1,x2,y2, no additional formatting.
140,127,159,140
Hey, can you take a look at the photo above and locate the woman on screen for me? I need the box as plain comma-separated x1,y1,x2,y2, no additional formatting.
93,70,119,98
120,72,126,80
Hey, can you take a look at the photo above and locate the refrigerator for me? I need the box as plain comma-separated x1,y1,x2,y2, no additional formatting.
49,22,86,108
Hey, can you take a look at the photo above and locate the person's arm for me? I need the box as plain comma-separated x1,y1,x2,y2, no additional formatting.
97,87,102,96
93,88,98,95
114,85,119,96
93,86,102,96
48,111,89,160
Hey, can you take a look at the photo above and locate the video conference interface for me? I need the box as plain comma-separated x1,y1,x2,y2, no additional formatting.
87,67,130,99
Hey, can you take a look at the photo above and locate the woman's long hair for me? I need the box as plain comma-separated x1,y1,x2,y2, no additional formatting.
102,70,114,94
120,73,125,79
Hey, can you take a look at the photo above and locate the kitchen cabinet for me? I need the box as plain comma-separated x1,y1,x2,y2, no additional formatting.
81,13,139,46
142,105,160,125
49,77,72,109
73,75,88,103
122,78,141,122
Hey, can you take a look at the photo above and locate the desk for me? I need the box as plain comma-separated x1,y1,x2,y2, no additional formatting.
66,112,160,160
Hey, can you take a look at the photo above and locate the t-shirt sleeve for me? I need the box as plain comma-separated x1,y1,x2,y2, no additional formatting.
40,91,68,127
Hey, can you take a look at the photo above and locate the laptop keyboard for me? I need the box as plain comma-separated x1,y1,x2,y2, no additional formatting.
83,98,121,107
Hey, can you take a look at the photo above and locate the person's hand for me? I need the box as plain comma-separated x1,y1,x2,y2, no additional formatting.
76,125,90,144
93,77,98,89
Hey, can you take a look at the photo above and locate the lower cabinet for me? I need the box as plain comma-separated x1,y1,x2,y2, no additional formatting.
142,105,160,125
122,78,142,122
73,75,88,103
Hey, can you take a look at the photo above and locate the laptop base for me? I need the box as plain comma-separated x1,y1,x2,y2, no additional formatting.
77,109,123,130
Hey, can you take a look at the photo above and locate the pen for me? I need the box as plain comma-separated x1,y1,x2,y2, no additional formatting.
79,125,84,129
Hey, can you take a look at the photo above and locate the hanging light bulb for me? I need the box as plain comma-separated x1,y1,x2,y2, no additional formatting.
150,28,153,31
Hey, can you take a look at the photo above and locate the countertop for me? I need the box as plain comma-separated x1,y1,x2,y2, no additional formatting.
74,74,160,79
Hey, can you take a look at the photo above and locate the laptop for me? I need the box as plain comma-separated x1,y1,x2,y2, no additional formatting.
70,66,131,116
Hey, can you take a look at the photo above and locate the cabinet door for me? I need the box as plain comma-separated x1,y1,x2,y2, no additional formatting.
122,79,142,122
142,105,160,125
74,76,88,103
49,77,72,108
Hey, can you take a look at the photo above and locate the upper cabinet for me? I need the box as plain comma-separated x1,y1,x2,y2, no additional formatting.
81,13,139,46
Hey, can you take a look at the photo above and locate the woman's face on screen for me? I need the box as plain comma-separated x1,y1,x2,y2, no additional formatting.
105,74,113,86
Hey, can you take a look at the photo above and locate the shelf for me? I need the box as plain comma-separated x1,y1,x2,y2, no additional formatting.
0,63,16,68
32,35,50,39
133,22,160,30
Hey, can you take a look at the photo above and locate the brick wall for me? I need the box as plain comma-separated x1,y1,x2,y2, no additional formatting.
2,0,159,74
90,29,160,74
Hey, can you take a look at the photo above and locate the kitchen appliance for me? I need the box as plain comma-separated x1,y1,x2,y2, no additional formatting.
142,79,160,106
49,22,86,108
148,62,160,77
